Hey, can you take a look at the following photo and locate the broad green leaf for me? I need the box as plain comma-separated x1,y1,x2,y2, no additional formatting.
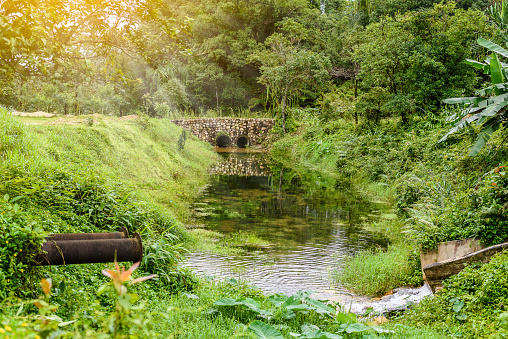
345,323,371,333
240,298,261,308
214,298,238,306
336,312,357,324
438,112,483,143
282,296,300,307
283,310,297,319
489,53,505,88
306,298,335,315
443,97,478,105
452,300,464,313
248,321,285,339
286,304,313,311
456,313,468,320
465,59,488,72
479,101,508,118
469,120,502,156
268,295,287,307
478,37,508,59
301,324,320,332
301,330,343,338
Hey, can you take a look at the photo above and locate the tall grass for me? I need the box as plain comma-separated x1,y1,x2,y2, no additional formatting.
0,109,219,220
0,108,221,297
333,243,422,297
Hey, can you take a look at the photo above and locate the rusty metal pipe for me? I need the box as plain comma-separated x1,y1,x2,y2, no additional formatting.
45,226,129,241
36,233,143,266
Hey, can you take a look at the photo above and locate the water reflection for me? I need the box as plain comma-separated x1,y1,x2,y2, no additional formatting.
208,152,271,176
184,152,388,294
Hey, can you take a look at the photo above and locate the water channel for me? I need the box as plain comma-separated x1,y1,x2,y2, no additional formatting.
183,149,390,296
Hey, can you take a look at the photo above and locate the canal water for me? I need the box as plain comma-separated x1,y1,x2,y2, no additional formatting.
183,150,388,295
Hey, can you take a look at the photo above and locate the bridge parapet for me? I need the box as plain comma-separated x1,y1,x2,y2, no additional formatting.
171,118,275,147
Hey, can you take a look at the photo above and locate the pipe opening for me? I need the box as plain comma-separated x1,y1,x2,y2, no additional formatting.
236,136,249,148
216,134,231,147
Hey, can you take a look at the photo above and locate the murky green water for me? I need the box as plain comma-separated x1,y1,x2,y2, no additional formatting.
184,150,388,295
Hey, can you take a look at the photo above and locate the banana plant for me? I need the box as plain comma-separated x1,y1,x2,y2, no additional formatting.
489,0,508,34
441,38,508,156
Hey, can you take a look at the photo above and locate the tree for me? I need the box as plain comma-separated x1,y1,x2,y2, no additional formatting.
351,2,492,123
0,0,140,79
251,19,330,133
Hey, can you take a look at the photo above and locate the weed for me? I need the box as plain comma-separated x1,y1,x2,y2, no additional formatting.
333,244,422,297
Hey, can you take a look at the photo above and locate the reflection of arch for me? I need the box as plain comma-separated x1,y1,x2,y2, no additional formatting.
216,134,232,147
236,135,249,148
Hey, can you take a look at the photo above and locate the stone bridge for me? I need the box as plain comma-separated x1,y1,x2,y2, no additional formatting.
171,118,275,147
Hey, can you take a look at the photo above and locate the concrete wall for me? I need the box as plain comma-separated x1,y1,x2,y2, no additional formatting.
420,238,484,292
423,242,508,293
420,238,484,270
171,118,275,146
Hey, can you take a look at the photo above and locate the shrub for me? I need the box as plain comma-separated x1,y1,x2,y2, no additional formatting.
402,251,508,338
0,195,45,299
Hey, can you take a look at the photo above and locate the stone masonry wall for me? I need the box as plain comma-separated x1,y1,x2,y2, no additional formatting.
171,118,275,146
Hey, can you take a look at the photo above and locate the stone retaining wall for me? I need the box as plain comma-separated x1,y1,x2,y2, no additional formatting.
171,118,275,146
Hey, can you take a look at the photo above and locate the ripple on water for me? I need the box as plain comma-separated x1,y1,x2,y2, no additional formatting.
185,152,388,296
184,232,374,295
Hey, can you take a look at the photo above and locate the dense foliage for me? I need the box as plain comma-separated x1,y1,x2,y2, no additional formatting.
2,0,508,337
401,251,508,338
0,0,495,123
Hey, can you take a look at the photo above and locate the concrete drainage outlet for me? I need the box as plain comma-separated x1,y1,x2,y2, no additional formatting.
236,136,249,148
216,134,232,147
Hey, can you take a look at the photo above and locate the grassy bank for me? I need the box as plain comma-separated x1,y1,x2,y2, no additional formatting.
0,109,234,336
2,112,219,220
269,110,508,337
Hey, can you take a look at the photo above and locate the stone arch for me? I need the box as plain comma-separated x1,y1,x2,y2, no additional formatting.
215,133,232,147
236,135,249,148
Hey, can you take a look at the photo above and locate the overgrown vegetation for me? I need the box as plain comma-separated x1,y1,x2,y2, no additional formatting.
400,251,508,338
0,109,222,336
3,0,508,336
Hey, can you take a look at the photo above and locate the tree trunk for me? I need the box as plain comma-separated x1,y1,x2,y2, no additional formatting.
354,79,358,126
281,86,289,134
216,87,219,114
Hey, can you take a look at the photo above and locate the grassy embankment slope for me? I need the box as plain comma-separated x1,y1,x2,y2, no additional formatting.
0,110,266,337
270,112,508,338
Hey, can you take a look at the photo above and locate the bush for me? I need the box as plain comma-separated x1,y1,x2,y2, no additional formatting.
402,250,508,338
0,195,45,299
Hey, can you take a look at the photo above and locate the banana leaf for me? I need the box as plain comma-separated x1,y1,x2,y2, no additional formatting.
469,119,503,156
465,59,490,74
478,38,508,59
490,53,505,90
438,112,483,143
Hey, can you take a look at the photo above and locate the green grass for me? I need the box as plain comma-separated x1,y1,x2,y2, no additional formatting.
143,279,261,338
333,243,422,297
188,229,272,255
188,228,244,255
383,323,449,338
4,110,219,221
